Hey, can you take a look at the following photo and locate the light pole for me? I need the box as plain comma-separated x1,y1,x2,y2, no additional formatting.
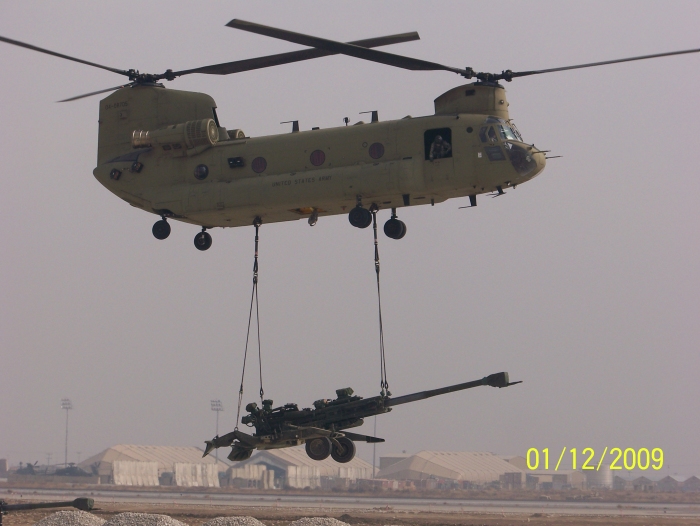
60,398,72,467
372,416,377,478
210,400,223,464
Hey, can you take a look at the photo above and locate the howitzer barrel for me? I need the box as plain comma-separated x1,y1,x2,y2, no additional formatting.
1,498,94,512
385,372,518,408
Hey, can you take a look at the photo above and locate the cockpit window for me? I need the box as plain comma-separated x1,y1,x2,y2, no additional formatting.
485,116,505,124
487,126,498,143
509,122,524,141
498,125,517,141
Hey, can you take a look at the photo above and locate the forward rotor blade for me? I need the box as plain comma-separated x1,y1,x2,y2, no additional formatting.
58,83,133,102
227,19,465,75
508,48,700,80
169,31,420,77
0,35,130,77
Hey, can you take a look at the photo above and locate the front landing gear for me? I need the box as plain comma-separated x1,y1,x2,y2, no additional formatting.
152,219,171,240
384,209,406,240
194,228,212,251
348,206,372,229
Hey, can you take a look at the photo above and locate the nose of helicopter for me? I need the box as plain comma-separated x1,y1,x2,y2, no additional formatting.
521,147,546,182
533,149,546,174
507,143,547,184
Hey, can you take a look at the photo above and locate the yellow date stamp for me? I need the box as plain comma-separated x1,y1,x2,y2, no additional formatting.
526,447,664,471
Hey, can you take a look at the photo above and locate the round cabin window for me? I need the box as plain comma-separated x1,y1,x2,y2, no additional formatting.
194,164,209,180
310,150,326,166
251,157,267,173
369,142,385,159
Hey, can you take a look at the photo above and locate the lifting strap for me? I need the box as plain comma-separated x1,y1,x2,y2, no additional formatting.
234,217,264,430
371,208,389,394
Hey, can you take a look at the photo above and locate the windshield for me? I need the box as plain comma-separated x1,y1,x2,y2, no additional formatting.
507,122,524,141
498,123,525,142
480,120,524,144
498,125,518,141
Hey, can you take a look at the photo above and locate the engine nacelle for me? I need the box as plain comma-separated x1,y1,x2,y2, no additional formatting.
132,118,219,150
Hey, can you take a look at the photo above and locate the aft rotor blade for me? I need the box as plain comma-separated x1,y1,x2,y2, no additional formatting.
0,35,130,76
508,48,700,80
170,31,421,77
58,83,133,102
227,19,466,75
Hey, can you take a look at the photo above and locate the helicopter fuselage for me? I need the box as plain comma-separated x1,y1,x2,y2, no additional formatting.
93,82,546,229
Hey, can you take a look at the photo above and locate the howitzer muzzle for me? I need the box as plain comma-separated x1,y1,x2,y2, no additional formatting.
485,372,510,388
1,498,94,512
385,372,520,408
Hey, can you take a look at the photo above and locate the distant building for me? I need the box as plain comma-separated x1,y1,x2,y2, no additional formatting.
657,475,683,492
526,471,585,490
77,444,229,486
683,476,700,492
612,474,700,492
632,476,655,492
613,475,629,490
498,455,527,471
376,451,524,487
585,466,613,489
379,454,410,470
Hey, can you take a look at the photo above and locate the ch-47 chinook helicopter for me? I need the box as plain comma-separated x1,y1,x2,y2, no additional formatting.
2,20,698,250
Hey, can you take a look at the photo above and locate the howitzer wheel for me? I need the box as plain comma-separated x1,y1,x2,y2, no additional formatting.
305,437,331,461
330,436,356,463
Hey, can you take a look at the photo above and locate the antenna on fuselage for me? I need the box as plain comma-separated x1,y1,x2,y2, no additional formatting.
280,120,299,132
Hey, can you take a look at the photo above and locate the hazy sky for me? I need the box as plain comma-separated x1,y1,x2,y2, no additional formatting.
1,1,698,477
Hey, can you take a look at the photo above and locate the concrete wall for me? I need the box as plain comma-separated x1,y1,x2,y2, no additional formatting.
112,460,159,486
174,463,219,487
286,466,320,489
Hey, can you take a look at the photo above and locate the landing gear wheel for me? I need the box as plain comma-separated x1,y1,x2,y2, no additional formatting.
194,230,212,251
384,218,407,240
152,219,171,240
330,437,356,463
305,437,331,461
348,206,372,229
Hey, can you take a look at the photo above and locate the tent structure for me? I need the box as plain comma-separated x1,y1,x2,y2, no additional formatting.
77,444,229,486
376,451,523,484
237,447,373,488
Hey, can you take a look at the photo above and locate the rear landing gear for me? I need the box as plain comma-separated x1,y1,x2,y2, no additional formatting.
152,219,171,240
194,228,212,251
384,209,406,240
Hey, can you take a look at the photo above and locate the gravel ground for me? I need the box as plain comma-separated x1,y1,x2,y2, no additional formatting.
6,499,700,526
200,518,266,526
287,519,350,526
34,511,106,526
103,513,189,526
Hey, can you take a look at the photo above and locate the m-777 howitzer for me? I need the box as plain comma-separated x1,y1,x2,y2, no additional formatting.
0,498,94,525
203,372,521,463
